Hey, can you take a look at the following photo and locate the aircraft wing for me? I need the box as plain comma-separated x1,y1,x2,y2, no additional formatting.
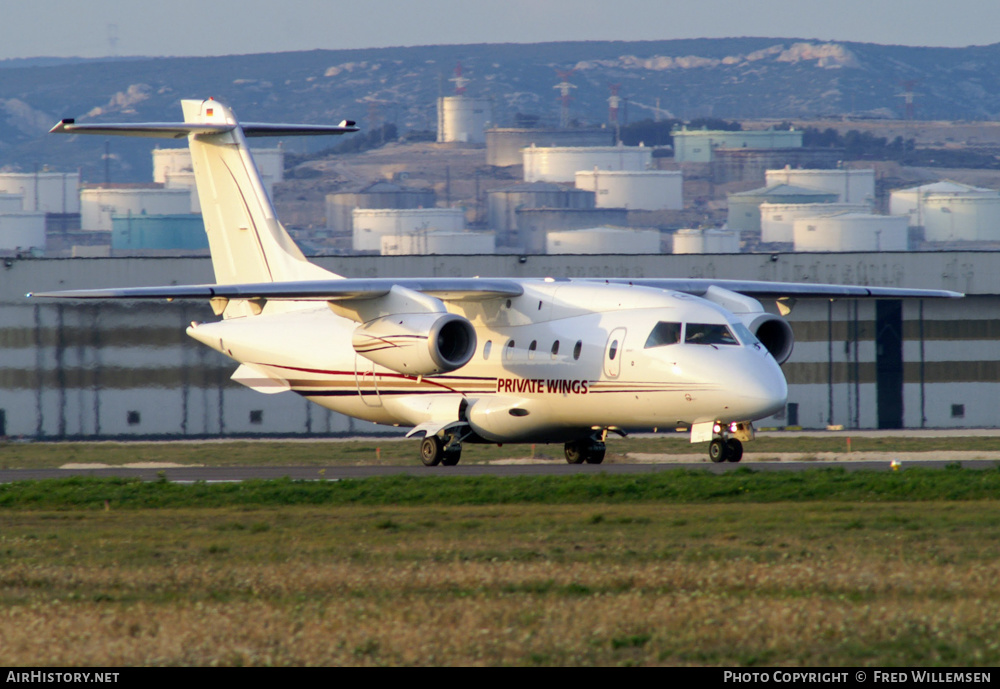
595,278,963,300
29,276,961,302
28,277,524,302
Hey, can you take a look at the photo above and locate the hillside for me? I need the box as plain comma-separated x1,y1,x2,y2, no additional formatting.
2,38,1000,180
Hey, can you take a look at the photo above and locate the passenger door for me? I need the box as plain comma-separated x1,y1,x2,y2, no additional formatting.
354,354,382,407
603,328,626,379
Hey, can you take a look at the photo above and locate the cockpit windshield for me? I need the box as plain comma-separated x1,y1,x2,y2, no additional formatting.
645,321,748,348
644,321,681,348
729,321,760,347
684,323,739,346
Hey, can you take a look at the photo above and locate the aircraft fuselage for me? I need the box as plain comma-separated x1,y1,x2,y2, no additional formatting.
188,280,788,443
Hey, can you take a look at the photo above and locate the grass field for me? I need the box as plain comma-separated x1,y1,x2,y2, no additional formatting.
1,465,999,666
2,499,999,666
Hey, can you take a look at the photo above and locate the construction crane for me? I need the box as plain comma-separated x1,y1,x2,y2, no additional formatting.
897,80,920,120
628,98,674,122
608,84,622,143
450,62,470,95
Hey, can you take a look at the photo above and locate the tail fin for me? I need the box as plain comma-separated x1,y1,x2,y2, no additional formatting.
51,98,358,285
180,99,330,284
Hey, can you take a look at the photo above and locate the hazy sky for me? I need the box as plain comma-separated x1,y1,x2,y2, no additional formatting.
3,0,998,60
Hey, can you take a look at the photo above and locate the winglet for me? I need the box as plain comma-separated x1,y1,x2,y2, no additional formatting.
48,119,75,134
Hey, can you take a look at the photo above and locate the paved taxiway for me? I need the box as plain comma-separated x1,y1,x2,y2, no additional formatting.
3,429,999,482
1,458,998,483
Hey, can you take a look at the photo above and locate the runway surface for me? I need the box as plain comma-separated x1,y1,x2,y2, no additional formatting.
1,457,998,483
3,429,1000,483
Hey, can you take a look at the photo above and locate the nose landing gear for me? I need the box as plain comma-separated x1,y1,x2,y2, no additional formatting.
706,421,753,463
708,437,743,463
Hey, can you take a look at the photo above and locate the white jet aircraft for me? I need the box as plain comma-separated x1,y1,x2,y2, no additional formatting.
32,99,961,465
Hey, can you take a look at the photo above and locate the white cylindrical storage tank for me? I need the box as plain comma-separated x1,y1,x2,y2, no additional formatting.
922,194,1000,242
486,128,614,166
0,194,24,213
889,181,1000,239
728,185,839,233
437,96,492,144
486,182,596,246
152,149,192,184
249,149,285,183
891,182,983,222
889,181,997,227
326,183,438,233
0,172,80,213
793,213,908,252
163,171,201,212
672,228,740,254
381,231,495,255
523,145,652,183
574,170,682,210
352,208,465,252
546,227,661,255
765,168,875,205
80,188,193,232
760,202,873,243
0,212,46,251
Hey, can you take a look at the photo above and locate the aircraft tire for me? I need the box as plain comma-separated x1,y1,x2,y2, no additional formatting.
564,441,586,464
584,442,606,464
709,438,728,463
441,447,462,466
420,436,444,466
725,439,743,463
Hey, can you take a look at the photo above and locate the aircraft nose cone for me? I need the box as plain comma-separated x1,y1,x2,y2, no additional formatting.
730,357,788,420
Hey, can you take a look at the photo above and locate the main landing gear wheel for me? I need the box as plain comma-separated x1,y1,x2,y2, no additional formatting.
441,447,462,466
564,440,584,464
585,442,606,464
420,435,462,467
420,436,444,466
564,440,606,465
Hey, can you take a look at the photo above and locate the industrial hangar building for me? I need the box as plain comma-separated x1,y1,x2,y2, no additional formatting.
0,251,993,440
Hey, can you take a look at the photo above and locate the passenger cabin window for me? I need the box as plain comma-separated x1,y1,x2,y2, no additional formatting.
528,340,537,359
505,340,515,360
685,323,739,346
573,340,582,360
483,340,492,360
551,341,560,359
608,340,618,360
644,321,681,348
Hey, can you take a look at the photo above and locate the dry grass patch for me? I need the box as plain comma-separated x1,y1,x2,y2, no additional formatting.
2,502,999,665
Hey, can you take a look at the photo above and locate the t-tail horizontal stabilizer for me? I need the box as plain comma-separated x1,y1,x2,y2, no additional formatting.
49,120,359,139
51,99,360,300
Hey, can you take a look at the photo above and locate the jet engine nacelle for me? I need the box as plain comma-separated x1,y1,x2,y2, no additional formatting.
700,285,794,365
740,313,794,365
352,312,477,375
